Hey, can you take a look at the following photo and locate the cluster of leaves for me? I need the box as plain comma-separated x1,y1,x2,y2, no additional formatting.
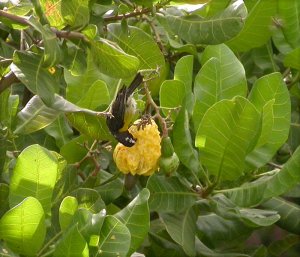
1,0,300,256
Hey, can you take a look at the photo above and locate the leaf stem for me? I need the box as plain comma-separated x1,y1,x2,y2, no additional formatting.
37,231,63,257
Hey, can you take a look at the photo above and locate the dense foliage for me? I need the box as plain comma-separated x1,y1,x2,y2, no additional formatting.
0,0,300,256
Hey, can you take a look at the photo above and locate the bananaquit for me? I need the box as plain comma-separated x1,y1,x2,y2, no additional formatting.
106,73,143,147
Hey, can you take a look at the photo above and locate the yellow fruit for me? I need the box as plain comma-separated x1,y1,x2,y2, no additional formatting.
113,119,161,176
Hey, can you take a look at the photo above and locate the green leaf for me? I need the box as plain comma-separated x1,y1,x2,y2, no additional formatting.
39,0,65,29
158,2,246,45
14,95,59,134
27,17,62,67
44,114,73,147
59,196,78,231
107,23,165,71
193,44,247,129
0,183,9,217
247,73,291,169
60,135,92,163
98,215,131,257
268,234,300,257
223,146,300,207
9,144,66,214
94,171,123,204
254,100,275,148
172,109,201,182
76,80,110,109
262,197,300,235
91,38,140,79
196,213,252,247
161,206,198,257
66,112,112,140
65,49,115,104
0,197,46,256
174,55,193,93
72,208,106,248
209,194,280,228
277,0,300,49
160,80,185,120
195,238,249,257
226,0,277,52
61,0,89,29
195,96,260,181
54,224,89,257
174,55,194,114
147,175,198,212
63,44,87,76
11,51,58,105
115,188,150,256
284,48,300,70
72,188,105,213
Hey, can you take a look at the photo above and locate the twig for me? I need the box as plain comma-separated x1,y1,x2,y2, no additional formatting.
143,15,167,55
0,9,88,42
103,0,171,22
143,81,168,137
0,71,19,94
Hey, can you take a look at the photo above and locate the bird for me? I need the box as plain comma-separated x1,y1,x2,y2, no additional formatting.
106,73,143,147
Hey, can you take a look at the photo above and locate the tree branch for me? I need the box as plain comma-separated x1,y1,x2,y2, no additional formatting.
0,9,88,42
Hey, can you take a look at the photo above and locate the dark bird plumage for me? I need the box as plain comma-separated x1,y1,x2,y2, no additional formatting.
106,73,143,147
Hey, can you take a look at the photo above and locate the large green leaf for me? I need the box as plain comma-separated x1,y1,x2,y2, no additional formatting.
115,188,150,256
262,197,300,235
222,146,300,207
268,234,300,257
247,73,291,169
160,80,185,120
53,224,89,257
98,215,131,257
161,206,199,257
61,0,89,29
195,96,260,181
147,175,198,212
44,114,73,147
193,44,247,129
226,0,277,52
107,23,165,71
277,0,300,49
9,144,66,214
11,51,59,105
0,197,46,256
14,95,59,134
158,2,246,45
91,39,140,79
172,109,201,182
66,112,112,140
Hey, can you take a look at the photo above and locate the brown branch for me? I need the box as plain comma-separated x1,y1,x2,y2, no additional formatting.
0,9,88,42
103,7,153,22
103,0,171,22
144,81,168,137
0,71,19,94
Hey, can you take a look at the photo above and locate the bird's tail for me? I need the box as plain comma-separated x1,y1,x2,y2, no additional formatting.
126,72,143,96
